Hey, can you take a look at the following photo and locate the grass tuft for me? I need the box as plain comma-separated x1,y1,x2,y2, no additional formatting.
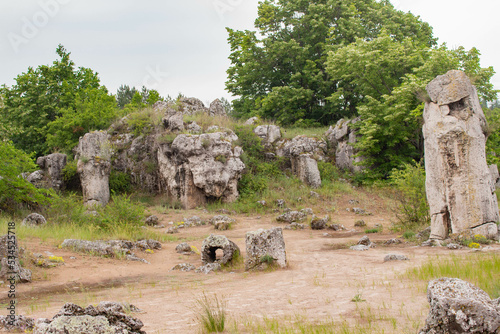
195,293,227,333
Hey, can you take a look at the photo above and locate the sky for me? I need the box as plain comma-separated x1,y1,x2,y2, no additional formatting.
1,0,499,105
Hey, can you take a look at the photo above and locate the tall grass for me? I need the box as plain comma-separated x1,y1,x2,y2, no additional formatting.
195,293,227,333
406,253,500,298
281,126,330,139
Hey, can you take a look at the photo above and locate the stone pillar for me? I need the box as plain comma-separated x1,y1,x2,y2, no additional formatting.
76,131,112,208
423,70,499,240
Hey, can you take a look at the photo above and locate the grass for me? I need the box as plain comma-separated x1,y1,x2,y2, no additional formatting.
183,112,243,132
195,293,227,333
406,253,500,298
281,126,330,139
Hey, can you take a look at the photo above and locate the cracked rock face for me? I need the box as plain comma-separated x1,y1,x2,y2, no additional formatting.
27,153,67,191
423,70,500,240
245,228,287,270
76,131,112,209
325,117,365,173
419,278,500,334
200,234,240,266
158,131,245,209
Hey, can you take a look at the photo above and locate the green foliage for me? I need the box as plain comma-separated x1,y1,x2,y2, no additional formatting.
195,294,226,333
109,170,132,194
0,141,55,212
364,228,381,234
486,106,500,166
317,161,342,181
226,0,435,125
119,86,164,112
402,231,416,240
126,107,163,137
0,45,106,157
389,161,429,231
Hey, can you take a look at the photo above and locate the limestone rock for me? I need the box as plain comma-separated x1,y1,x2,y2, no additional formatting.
175,243,192,254
76,131,112,208
325,117,364,172
245,227,287,270
291,154,322,188
0,315,35,332
383,254,409,262
357,236,374,248
178,97,206,115
196,262,221,274
349,245,370,251
489,164,500,189
276,135,327,160
310,215,329,230
419,277,500,334
22,213,47,227
276,211,307,223
172,263,196,272
209,99,227,116
423,70,499,240
157,132,245,209
162,112,184,132
244,117,259,125
27,153,67,190
33,315,115,334
144,215,159,226
354,220,366,227
201,234,240,266
0,235,31,283
187,122,202,134
254,125,281,146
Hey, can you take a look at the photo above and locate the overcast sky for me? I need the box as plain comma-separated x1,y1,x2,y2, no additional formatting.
1,0,499,105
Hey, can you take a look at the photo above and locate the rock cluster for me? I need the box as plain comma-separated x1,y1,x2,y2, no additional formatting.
325,117,364,173
33,302,145,334
423,70,500,240
245,228,287,270
27,153,67,191
76,131,112,208
419,278,500,334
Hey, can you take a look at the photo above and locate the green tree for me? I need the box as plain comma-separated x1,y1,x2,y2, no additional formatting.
116,85,137,109
226,0,435,125
0,45,102,156
486,106,500,166
0,141,54,212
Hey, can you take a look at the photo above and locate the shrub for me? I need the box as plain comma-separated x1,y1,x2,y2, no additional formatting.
389,161,429,231
109,170,132,194
62,159,81,192
126,108,162,137
0,141,55,212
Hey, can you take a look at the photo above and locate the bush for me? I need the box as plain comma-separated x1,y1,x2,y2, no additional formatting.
109,170,132,194
0,141,55,212
389,161,429,231
62,159,81,192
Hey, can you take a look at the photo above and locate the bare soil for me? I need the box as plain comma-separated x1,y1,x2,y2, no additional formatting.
3,199,499,333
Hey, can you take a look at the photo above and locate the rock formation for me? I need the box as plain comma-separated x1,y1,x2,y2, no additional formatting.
209,98,227,116
76,131,112,208
423,70,500,240
325,117,364,172
0,235,31,283
201,234,240,266
291,154,322,188
27,153,67,191
157,131,245,209
245,228,287,270
253,125,282,146
419,278,500,334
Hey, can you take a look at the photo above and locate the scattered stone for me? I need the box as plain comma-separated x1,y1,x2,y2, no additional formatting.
0,315,35,332
196,263,221,274
244,116,259,125
135,239,161,251
383,254,409,262
126,255,149,264
184,215,204,227
175,243,193,254
357,236,375,248
348,199,359,205
22,213,47,227
276,211,307,224
166,226,179,234
354,220,366,227
301,208,313,215
245,227,287,271
257,200,267,206
419,278,500,334
327,224,345,231
144,215,159,226
76,131,112,208
353,208,366,215
309,191,320,198
187,121,202,134
171,263,196,272
350,245,370,251
284,222,306,230
214,221,231,231
201,235,240,266
310,215,329,230
446,243,462,250
208,215,235,231
424,70,500,241
276,199,286,208
384,238,402,245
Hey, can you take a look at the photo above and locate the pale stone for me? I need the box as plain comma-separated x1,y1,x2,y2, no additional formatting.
423,70,499,240
253,125,282,145
325,117,364,172
209,98,227,116
291,154,321,188
245,227,287,270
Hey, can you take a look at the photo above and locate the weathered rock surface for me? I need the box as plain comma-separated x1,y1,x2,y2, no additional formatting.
325,117,364,172
76,131,112,208
172,263,196,272
291,154,322,188
61,239,160,262
383,254,409,262
22,213,47,227
162,112,184,132
201,234,240,266
245,227,287,270
310,215,330,230
276,135,327,160
209,98,227,116
158,131,245,209
0,235,31,283
254,125,281,146
175,243,192,254
489,164,500,189
196,262,221,274
0,315,35,332
27,153,67,190
419,277,500,334
423,70,500,240
144,215,159,226
276,211,307,223
244,117,259,125
33,302,145,334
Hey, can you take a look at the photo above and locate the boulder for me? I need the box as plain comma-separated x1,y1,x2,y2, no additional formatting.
0,235,31,283
423,70,500,240
253,125,282,146
291,154,321,188
22,213,47,227
171,263,196,272
27,153,67,191
276,135,327,160
310,215,329,230
162,112,184,132
201,234,240,266
383,254,409,262
196,262,221,274
419,278,500,334
245,227,287,270
276,211,307,223
144,215,159,226
325,117,364,172
0,315,35,332
209,98,227,116
157,132,245,209
178,97,206,115
244,117,259,125
187,122,202,134
175,243,192,254
76,131,112,208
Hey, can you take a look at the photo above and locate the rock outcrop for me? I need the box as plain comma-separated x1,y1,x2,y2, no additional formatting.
27,153,67,191
419,278,500,334
423,70,500,240
325,117,364,172
76,131,112,208
254,125,281,146
245,228,287,270
209,98,227,116
158,131,245,209
201,234,240,266
291,154,322,188
0,235,31,283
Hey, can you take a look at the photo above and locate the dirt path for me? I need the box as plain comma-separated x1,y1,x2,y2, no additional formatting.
4,209,499,333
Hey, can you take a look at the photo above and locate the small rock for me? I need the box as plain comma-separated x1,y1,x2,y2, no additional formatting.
172,263,196,272
357,236,374,247
446,243,462,250
175,243,192,254
350,245,370,251
383,254,409,262
257,200,267,206
144,215,159,226
276,211,307,223
184,216,203,227
327,224,345,231
384,238,402,245
301,208,313,215
310,215,329,230
214,221,231,231
166,226,179,234
354,220,366,227
276,199,286,208
310,191,320,198
196,263,221,274
348,199,359,205
284,222,306,230
126,254,149,264
353,208,365,215
22,213,47,227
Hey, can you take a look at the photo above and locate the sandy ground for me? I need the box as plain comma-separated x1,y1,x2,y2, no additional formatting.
2,202,499,333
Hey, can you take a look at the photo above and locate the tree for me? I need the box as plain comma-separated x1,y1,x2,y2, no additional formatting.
226,0,435,126
0,45,103,156
116,85,137,109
